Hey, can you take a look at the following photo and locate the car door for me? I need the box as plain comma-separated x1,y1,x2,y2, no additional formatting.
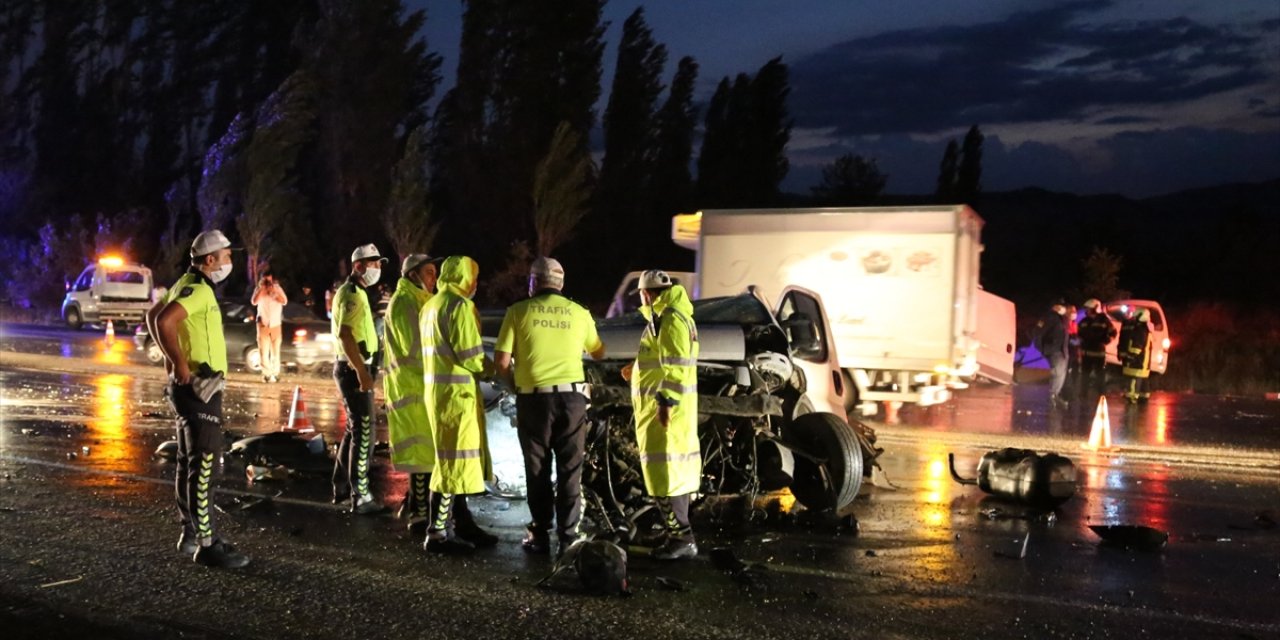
774,286,847,416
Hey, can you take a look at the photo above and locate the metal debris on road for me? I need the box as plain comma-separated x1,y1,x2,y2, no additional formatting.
1089,525,1169,551
949,449,1077,507
38,576,84,589
995,532,1030,559
656,576,684,592
153,440,178,461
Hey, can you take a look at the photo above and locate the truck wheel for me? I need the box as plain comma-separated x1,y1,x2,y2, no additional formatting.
243,346,263,372
64,305,83,330
784,412,864,512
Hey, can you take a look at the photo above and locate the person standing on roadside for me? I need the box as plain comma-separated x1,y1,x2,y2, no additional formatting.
1077,299,1116,394
494,257,605,558
383,253,440,533
624,269,701,561
251,271,288,383
148,230,249,568
1035,300,1071,408
330,244,387,515
420,256,498,554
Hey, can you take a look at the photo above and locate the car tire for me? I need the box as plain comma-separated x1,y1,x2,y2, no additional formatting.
783,412,864,512
64,305,83,330
243,346,262,373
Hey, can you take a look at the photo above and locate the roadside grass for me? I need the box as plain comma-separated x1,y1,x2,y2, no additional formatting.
1155,303,1280,396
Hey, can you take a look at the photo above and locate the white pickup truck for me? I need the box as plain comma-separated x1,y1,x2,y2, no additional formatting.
610,206,1018,413
61,257,155,329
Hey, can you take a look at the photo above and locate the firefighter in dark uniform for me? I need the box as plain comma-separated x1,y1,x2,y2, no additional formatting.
1077,299,1116,394
331,243,388,514
494,257,606,556
148,230,249,568
1119,308,1153,403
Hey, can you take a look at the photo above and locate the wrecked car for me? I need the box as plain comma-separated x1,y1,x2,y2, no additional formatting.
580,286,879,529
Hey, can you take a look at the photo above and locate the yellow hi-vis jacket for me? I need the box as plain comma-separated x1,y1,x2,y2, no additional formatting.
632,284,701,497
383,276,434,473
1120,319,1153,379
420,256,490,495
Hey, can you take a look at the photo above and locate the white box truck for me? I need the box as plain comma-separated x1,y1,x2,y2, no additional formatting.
671,206,1015,412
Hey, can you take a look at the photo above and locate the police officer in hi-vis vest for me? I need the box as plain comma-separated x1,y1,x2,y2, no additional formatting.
623,269,701,561
420,256,499,554
383,253,440,532
494,257,605,557
331,244,388,514
148,230,249,568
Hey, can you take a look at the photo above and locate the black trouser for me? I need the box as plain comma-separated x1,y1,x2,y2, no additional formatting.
405,472,431,519
332,361,376,505
658,494,695,542
167,383,224,546
516,391,588,542
1079,353,1107,392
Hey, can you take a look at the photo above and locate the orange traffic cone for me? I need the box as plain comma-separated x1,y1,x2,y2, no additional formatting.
1082,395,1115,451
284,385,315,433
104,319,115,343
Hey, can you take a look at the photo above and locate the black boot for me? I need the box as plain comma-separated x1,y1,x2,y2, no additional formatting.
423,493,473,555
453,495,498,548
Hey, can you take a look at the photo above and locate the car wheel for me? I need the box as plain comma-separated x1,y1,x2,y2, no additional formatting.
783,412,864,512
64,305,83,330
243,346,262,372
145,340,164,364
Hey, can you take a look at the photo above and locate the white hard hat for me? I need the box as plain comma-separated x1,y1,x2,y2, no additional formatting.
351,244,388,264
400,253,438,274
530,256,565,288
636,269,673,292
1083,298,1101,311
190,230,234,258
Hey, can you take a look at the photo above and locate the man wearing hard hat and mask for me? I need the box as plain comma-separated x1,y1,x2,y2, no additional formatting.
1077,299,1116,393
383,253,440,532
149,230,249,568
622,269,701,561
331,243,388,514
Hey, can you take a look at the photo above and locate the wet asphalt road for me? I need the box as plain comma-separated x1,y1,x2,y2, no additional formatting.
1,323,1279,640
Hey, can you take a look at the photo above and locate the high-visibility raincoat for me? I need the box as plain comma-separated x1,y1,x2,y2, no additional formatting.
383,276,434,473
420,256,490,495
632,284,701,497
1119,318,1152,379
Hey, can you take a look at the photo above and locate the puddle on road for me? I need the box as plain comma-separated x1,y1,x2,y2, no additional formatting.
882,384,1280,450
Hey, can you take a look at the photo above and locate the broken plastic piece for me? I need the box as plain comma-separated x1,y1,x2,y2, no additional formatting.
1089,525,1168,551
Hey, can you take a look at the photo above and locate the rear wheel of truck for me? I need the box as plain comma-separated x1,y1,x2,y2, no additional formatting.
784,412,864,512
64,305,83,330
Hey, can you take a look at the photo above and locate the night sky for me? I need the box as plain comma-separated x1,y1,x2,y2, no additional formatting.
418,0,1280,198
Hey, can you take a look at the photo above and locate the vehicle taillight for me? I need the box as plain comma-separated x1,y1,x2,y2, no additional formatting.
293,329,307,345
1162,338,1171,350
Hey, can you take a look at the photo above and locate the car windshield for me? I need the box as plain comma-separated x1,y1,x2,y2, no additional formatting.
103,269,146,284
599,293,773,327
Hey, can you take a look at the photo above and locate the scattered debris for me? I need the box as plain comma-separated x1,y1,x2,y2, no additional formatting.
950,450,1077,507
154,440,178,461
709,547,748,573
246,465,289,483
864,549,878,558
81,446,90,455
229,432,330,473
1186,533,1231,543
539,538,630,597
65,452,77,460
995,533,1030,559
1089,525,1169,551
656,576,684,592
1229,511,1277,531
39,576,84,589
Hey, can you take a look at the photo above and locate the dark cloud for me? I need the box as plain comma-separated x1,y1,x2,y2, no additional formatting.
789,1,1277,136
1094,115,1157,125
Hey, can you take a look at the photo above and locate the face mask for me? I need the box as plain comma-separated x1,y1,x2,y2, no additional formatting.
210,262,232,283
360,267,381,287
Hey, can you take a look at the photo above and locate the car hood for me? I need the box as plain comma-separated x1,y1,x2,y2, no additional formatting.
595,323,745,363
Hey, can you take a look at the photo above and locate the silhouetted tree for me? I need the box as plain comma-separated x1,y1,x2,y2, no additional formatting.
697,57,792,208
956,125,984,204
383,125,439,265
534,122,596,256
936,140,959,202
811,154,887,205
1077,246,1129,302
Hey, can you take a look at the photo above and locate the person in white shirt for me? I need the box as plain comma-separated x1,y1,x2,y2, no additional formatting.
251,271,288,382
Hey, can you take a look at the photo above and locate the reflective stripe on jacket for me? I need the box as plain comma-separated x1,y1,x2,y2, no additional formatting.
1119,319,1152,379
421,256,491,494
632,284,701,497
383,277,434,473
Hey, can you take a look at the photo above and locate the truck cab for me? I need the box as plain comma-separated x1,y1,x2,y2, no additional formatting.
62,257,154,329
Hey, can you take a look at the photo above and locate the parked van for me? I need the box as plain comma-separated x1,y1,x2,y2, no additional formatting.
62,257,154,329
1104,299,1171,375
